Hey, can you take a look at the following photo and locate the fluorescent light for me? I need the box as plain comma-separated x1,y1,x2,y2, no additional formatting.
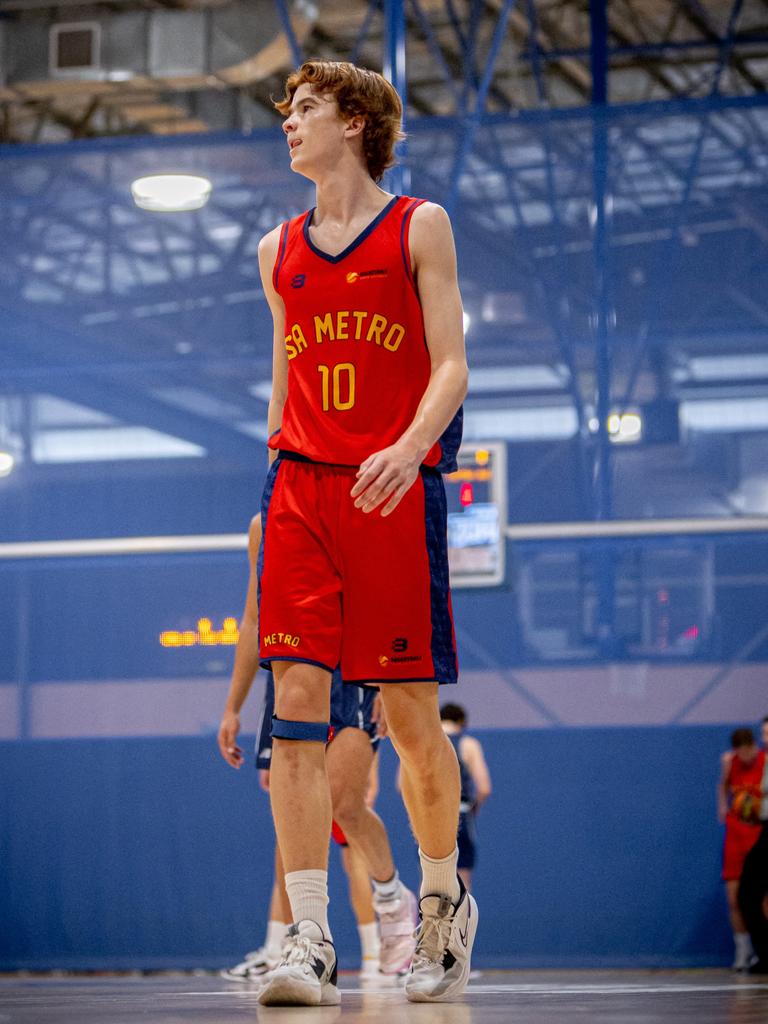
32,428,206,463
0,452,14,477
674,353,768,382
130,174,212,213
469,364,568,393
463,405,577,441
681,397,768,432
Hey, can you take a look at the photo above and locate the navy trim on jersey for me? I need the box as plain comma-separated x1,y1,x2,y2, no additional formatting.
273,221,290,290
400,198,423,295
302,195,400,264
260,654,336,674
423,471,458,684
345,676,448,685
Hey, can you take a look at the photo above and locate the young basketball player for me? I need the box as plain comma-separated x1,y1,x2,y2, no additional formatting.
255,59,473,1006
218,514,417,978
439,703,492,892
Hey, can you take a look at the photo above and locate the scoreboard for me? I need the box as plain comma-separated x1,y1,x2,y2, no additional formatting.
445,441,507,588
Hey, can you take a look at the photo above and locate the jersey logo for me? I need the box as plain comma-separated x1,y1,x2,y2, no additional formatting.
392,637,408,653
346,268,388,284
290,274,306,288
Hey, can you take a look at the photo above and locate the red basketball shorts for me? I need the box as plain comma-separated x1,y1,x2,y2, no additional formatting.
722,816,762,881
258,454,458,686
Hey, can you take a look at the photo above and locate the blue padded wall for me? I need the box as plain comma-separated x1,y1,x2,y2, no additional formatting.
0,724,733,970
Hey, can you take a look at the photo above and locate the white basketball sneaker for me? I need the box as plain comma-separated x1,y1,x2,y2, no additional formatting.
405,879,478,1002
257,921,340,1007
220,945,281,982
374,883,418,975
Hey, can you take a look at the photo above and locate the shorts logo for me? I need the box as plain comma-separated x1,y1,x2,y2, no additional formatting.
263,632,301,648
346,268,388,284
379,645,422,666
290,274,306,288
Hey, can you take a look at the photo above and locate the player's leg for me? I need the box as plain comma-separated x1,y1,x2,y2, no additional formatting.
727,878,754,969
326,724,417,974
380,682,477,1002
259,661,339,1006
326,726,391,880
457,811,476,893
222,813,289,983
724,823,756,970
380,682,461,883
340,842,380,976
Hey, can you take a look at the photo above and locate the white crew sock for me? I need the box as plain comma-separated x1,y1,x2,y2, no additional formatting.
358,922,380,960
265,919,287,957
419,846,460,905
735,932,753,955
284,869,332,941
371,869,401,903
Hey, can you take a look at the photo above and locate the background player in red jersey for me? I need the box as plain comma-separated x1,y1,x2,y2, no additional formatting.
255,60,473,1006
718,727,767,969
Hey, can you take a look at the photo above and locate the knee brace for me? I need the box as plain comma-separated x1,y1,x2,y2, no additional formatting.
271,715,330,743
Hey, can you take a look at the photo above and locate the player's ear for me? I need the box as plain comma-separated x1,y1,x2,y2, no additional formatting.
344,115,365,139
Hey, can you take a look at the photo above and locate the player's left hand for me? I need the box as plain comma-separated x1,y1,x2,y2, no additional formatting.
351,441,423,516
218,711,244,769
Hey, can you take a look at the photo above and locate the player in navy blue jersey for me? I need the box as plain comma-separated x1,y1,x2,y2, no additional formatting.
440,704,492,893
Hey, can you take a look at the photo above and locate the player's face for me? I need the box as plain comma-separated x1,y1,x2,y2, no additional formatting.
735,742,759,766
282,84,348,179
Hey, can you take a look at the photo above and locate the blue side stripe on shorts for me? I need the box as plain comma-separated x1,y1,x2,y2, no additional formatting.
422,471,458,684
257,459,282,630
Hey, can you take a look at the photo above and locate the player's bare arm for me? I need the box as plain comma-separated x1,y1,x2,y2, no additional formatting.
218,514,263,769
460,735,493,807
258,229,289,467
351,202,468,516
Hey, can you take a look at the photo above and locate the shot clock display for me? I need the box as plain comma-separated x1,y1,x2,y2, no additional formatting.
445,441,507,588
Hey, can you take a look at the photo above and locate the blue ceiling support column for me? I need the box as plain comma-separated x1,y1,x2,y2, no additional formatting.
445,0,518,215
384,0,410,194
589,0,618,656
274,0,304,68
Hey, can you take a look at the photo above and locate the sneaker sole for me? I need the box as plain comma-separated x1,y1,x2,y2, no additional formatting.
257,975,340,1007
405,894,479,1003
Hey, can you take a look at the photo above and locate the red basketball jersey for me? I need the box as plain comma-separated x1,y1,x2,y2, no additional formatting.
269,195,462,471
727,749,767,824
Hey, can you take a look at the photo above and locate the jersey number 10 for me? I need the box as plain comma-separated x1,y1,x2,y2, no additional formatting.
317,363,355,412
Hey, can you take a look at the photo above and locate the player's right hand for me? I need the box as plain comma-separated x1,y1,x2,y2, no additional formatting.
218,710,244,768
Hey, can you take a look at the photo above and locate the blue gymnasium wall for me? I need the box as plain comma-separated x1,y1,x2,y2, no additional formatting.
0,725,734,970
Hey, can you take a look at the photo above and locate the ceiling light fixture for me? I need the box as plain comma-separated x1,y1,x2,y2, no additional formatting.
130,174,212,213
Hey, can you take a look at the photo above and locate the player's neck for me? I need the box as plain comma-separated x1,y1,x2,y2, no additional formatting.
313,167,392,226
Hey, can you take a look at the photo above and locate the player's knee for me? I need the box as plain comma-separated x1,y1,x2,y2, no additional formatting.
331,793,365,833
275,682,327,723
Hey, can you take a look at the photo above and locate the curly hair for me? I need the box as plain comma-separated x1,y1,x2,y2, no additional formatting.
274,60,404,183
